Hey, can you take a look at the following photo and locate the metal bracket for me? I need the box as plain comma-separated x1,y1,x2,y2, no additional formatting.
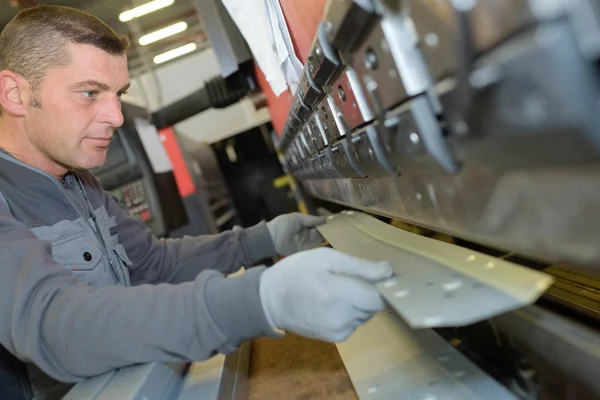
330,143,365,178
307,22,344,87
352,20,410,113
279,109,303,152
324,0,377,54
318,147,345,179
311,101,366,178
292,94,313,122
340,137,368,178
345,124,398,178
411,95,460,173
298,67,324,109
330,68,372,131
364,124,399,175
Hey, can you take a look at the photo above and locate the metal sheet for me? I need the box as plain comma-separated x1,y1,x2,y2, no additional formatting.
336,310,516,399
318,211,552,328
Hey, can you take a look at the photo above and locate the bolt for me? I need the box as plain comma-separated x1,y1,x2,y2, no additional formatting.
338,85,347,102
364,48,378,70
425,33,439,47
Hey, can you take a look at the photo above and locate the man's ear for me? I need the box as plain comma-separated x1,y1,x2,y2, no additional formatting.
0,70,28,117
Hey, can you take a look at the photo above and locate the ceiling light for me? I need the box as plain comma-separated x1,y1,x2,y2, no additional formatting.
119,0,175,22
153,43,197,64
139,22,188,46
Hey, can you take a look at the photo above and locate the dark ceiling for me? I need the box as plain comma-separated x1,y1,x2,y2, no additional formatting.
0,0,209,74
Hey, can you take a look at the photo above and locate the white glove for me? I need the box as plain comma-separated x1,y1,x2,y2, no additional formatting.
259,247,393,342
266,213,326,256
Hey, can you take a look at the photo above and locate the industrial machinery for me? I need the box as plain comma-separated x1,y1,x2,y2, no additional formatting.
274,0,600,399
92,102,188,238
279,0,600,269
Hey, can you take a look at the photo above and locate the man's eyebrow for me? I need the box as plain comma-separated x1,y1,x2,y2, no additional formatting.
70,80,130,93
70,80,110,91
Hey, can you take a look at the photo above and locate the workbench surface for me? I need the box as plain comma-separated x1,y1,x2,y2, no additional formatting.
247,334,357,399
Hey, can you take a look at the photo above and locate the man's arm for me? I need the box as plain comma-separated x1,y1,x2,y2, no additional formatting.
0,201,277,382
101,188,277,285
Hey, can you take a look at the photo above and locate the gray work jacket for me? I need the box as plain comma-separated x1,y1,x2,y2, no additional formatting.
0,150,278,399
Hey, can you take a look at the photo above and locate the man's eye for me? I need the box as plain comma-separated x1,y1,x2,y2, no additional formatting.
117,91,128,101
82,91,97,99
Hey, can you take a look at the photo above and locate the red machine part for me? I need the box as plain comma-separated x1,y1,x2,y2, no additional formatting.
254,0,328,136
158,127,197,198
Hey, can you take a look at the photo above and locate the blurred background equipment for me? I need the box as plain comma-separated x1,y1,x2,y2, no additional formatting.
3,0,600,399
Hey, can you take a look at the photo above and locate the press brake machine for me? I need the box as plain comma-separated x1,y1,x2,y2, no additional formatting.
275,0,600,399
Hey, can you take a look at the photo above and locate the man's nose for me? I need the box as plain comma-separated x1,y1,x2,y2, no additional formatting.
100,96,125,127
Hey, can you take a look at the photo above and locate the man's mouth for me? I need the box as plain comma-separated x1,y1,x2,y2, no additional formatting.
86,137,113,148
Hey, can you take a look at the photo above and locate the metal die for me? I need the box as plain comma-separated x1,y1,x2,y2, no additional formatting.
297,67,324,109
307,21,343,87
323,0,377,54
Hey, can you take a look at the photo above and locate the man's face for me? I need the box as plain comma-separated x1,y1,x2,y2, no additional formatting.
24,42,130,172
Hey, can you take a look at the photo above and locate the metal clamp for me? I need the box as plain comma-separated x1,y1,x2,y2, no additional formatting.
298,68,324,109
347,126,398,178
324,0,377,54
411,95,460,173
340,137,368,178
307,22,344,87
328,144,363,178
279,110,303,152
352,20,410,113
292,94,313,122
312,109,367,178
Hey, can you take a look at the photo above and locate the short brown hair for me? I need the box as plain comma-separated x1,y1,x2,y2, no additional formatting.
0,5,130,93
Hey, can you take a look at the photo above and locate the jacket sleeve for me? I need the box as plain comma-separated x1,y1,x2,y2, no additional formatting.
0,200,278,383
101,189,277,285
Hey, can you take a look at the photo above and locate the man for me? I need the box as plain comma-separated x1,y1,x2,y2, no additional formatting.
0,6,393,399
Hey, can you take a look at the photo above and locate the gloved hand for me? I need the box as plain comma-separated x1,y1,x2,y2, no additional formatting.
266,213,327,256
259,247,394,342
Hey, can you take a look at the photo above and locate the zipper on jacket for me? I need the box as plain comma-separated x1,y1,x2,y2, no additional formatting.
74,175,121,284
0,152,124,284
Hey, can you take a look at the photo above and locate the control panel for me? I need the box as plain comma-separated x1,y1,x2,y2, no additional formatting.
110,179,153,223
